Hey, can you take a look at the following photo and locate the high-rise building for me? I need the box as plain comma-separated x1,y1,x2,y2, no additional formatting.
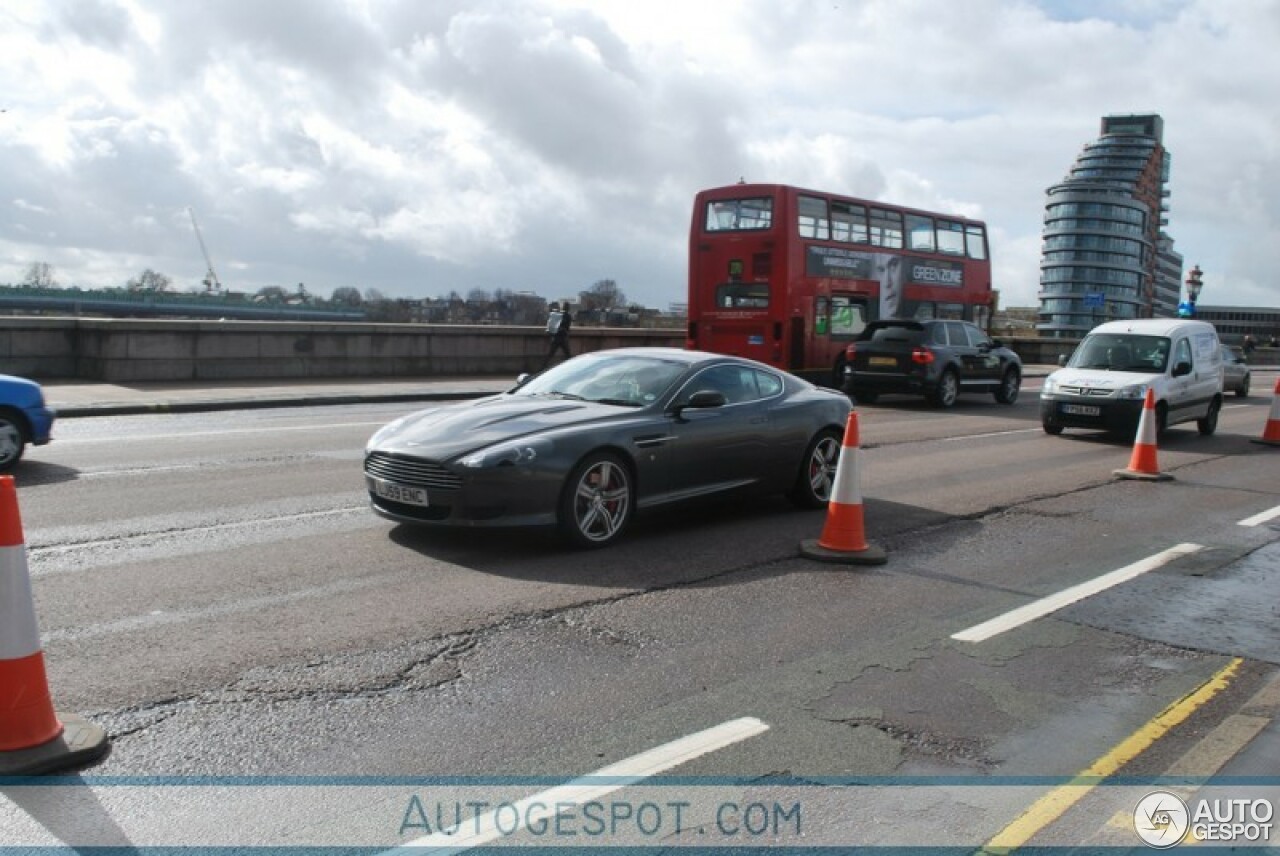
1037,114,1178,338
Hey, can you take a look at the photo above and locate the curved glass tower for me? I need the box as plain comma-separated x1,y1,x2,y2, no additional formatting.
1037,114,1176,338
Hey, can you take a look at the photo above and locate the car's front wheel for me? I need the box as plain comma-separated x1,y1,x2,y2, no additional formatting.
1237,375,1250,398
1042,420,1064,435
788,428,842,509
994,368,1021,404
1197,398,1221,436
558,452,634,548
0,409,28,473
930,369,959,408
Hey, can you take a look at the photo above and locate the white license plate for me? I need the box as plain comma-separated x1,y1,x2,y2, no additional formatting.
371,478,428,507
1061,404,1101,416
868,356,897,367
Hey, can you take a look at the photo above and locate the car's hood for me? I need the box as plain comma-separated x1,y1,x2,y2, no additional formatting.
1046,367,1158,391
369,394,640,460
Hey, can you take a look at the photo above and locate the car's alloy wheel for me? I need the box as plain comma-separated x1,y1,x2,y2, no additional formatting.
931,370,959,407
789,429,841,508
994,369,1020,404
0,413,26,473
560,452,633,548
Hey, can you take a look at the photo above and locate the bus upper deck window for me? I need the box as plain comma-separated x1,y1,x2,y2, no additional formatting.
966,225,987,260
706,198,773,232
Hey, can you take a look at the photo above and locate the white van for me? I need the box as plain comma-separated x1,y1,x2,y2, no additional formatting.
1040,319,1224,436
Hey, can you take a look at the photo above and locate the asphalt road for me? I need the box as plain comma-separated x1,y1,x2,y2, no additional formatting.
4,379,1278,851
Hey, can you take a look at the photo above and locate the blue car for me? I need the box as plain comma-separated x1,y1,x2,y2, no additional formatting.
0,374,55,472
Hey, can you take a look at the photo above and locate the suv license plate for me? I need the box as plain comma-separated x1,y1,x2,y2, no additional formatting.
868,356,896,367
1061,404,1101,416
371,478,428,507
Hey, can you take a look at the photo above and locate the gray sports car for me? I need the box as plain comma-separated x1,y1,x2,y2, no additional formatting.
364,348,852,547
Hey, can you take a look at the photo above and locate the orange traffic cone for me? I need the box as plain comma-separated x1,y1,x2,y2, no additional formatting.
800,411,887,565
1251,377,1280,447
1113,388,1173,481
0,475,109,775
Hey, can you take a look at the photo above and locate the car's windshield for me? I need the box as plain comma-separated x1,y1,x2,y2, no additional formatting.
515,355,687,407
1068,333,1170,372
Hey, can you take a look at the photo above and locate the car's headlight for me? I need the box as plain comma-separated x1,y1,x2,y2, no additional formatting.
1116,384,1147,400
1041,377,1057,396
459,438,552,469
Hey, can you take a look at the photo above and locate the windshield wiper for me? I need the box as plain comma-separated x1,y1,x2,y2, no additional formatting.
592,398,642,407
547,391,585,401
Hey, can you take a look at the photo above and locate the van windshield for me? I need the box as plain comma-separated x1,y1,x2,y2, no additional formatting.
1068,334,1170,372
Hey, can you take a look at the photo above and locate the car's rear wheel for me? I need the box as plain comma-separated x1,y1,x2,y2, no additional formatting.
930,369,959,407
558,451,633,548
788,428,842,509
0,409,28,473
1197,398,1220,436
994,368,1021,404
1237,375,1250,398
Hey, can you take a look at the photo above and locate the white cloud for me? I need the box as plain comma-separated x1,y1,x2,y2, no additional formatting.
0,0,1276,311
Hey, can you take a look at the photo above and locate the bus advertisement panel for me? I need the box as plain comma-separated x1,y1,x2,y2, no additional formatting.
688,183,994,385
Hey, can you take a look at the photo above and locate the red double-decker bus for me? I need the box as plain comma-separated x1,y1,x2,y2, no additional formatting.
687,182,994,385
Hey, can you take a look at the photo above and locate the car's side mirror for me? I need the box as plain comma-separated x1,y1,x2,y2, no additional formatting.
671,389,727,418
1058,355,1070,367
1172,361,1193,377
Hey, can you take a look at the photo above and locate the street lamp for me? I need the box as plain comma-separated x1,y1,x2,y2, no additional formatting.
1179,264,1203,317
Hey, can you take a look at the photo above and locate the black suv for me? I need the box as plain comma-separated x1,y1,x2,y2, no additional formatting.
842,319,1022,407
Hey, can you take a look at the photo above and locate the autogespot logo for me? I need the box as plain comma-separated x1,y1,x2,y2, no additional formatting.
1134,791,1190,848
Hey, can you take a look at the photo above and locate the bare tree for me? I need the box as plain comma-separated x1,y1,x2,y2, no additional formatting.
578,279,627,313
255,285,290,303
21,262,57,288
331,286,363,307
126,268,172,293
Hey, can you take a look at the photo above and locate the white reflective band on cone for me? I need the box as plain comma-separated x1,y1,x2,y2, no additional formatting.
0,542,42,661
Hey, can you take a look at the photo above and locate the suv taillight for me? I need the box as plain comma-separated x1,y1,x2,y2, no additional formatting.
911,346,935,365
845,343,857,360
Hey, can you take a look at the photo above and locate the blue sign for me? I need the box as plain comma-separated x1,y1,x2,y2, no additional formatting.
1084,292,1105,309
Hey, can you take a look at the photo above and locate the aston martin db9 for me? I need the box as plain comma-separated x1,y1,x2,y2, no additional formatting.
364,348,852,547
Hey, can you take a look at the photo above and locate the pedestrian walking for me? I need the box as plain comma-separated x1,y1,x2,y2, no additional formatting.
543,302,572,368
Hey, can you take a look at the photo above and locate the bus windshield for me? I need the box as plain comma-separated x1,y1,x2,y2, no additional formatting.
705,198,773,232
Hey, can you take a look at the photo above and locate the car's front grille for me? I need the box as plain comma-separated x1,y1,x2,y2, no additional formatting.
365,452,463,490
1059,386,1112,397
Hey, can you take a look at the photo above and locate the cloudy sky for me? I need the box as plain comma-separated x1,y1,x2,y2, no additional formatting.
2,0,1277,310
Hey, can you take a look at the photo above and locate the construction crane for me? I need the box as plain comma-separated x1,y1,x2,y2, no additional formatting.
188,206,223,292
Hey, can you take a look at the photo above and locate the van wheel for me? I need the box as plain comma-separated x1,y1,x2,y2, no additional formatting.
1042,420,1063,435
1155,402,1169,438
1197,399,1220,436
1237,376,1250,398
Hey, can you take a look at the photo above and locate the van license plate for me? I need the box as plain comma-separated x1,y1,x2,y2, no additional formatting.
371,478,428,507
1062,404,1100,416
